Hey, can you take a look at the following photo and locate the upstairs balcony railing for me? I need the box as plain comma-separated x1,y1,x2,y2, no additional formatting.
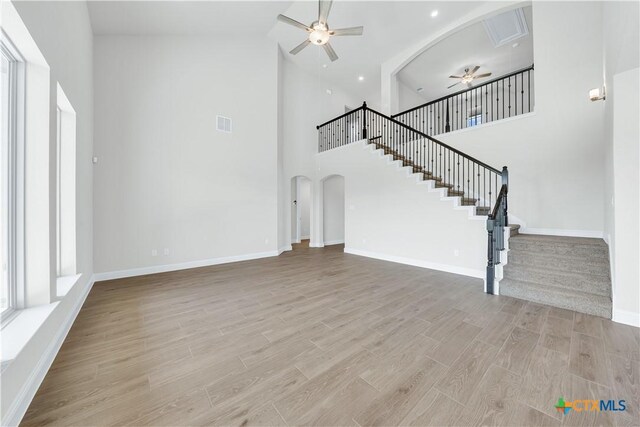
392,64,534,136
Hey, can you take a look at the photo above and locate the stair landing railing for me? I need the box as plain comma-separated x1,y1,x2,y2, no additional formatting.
318,102,509,294
392,64,534,136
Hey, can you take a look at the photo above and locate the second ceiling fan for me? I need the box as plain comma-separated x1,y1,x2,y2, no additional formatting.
448,66,492,89
277,0,364,62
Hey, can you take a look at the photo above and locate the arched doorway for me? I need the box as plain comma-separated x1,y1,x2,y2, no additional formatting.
291,176,312,246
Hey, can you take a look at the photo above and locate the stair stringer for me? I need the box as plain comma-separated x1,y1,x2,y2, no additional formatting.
364,143,488,221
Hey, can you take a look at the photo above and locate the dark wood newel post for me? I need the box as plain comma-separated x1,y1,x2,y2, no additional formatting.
502,166,508,226
486,218,495,295
362,101,368,139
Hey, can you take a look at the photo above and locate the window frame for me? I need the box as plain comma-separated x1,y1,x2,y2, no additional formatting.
56,106,62,277
1,32,25,326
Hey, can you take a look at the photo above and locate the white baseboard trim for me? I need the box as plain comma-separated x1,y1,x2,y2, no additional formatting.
344,248,484,279
324,239,345,246
278,245,292,254
94,251,280,282
309,242,324,248
300,235,310,240
519,228,604,239
613,308,640,328
3,275,95,427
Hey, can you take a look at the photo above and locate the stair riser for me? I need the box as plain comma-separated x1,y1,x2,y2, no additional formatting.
509,241,609,260
508,252,610,277
503,267,611,297
500,285,611,319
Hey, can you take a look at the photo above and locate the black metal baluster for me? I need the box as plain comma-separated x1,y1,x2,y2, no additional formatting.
521,73,524,114
528,69,531,112
514,74,517,116
508,76,511,118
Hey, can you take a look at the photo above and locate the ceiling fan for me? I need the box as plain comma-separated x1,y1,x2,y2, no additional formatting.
448,66,492,89
277,0,364,62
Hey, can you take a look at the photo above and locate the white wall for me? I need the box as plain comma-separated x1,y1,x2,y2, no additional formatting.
322,175,345,245
298,177,311,239
432,2,606,236
397,79,425,113
1,0,94,423
600,1,639,327
317,140,487,277
610,68,640,326
278,58,361,247
93,36,279,274
276,49,287,253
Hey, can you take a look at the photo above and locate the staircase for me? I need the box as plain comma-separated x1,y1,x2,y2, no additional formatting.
501,234,612,318
317,102,613,319
369,139,490,216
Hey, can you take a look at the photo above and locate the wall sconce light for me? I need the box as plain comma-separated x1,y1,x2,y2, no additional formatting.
589,87,606,102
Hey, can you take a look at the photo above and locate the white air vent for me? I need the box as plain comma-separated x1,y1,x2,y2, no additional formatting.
216,115,232,133
483,8,529,48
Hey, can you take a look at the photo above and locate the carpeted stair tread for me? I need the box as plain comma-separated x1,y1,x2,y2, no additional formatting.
500,278,611,318
476,207,490,215
508,250,610,276
509,237,609,260
511,234,607,247
503,264,611,297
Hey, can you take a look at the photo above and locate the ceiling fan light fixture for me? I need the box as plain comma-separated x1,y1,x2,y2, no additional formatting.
308,21,330,45
277,1,363,61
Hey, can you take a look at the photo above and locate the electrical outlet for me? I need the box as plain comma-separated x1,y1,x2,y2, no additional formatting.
151,249,158,256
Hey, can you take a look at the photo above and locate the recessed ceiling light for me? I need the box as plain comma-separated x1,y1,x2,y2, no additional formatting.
326,89,333,95
431,10,438,18
358,76,364,81
512,42,519,48
322,64,328,68
416,87,424,93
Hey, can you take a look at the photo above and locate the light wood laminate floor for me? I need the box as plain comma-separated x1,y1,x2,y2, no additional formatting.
22,242,640,426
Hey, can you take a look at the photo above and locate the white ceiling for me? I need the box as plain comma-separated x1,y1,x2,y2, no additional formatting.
87,1,496,104
397,6,534,103
269,1,487,104
87,1,293,35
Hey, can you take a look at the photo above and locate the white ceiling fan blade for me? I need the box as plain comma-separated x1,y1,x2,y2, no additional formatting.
289,39,311,55
277,14,311,31
474,72,492,79
449,75,463,79
469,65,480,75
323,42,338,62
448,81,461,89
330,26,364,36
318,0,333,24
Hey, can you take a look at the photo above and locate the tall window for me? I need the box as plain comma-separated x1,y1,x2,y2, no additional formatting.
55,84,76,282
56,106,62,275
1,35,23,322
